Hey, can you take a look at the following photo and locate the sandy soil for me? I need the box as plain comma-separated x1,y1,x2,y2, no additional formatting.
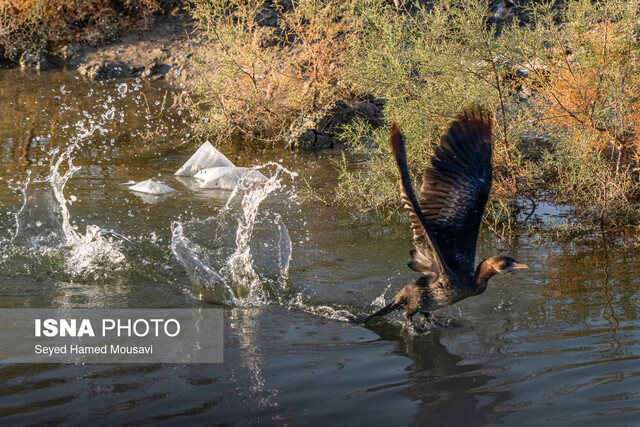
54,14,199,83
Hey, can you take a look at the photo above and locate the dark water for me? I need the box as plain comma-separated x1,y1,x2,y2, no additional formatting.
1,69,639,425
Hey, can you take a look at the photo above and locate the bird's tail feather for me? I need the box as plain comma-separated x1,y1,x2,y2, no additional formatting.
349,303,399,324
390,122,406,164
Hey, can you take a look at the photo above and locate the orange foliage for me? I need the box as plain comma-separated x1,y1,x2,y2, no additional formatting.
531,14,640,173
0,0,161,55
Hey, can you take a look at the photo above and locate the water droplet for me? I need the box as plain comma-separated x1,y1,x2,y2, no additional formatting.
118,83,128,96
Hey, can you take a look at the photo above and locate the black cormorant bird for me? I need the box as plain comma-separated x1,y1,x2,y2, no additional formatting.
351,107,528,326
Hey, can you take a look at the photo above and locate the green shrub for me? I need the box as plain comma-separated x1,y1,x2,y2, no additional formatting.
540,129,640,225
335,0,533,223
185,0,640,227
517,0,640,223
336,0,640,226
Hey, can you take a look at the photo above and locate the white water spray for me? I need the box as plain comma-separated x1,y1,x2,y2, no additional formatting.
11,121,126,277
171,163,369,321
171,163,296,306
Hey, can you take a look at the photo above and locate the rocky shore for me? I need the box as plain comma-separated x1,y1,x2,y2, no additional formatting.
13,14,198,84
6,10,385,149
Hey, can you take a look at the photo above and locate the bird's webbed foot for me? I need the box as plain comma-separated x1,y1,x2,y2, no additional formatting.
421,311,448,327
421,311,434,324
406,319,427,334
404,312,429,334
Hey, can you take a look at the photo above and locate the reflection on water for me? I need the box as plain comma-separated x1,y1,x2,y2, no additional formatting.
0,68,639,424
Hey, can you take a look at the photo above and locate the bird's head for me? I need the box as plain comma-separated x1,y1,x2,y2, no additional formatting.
476,255,529,282
492,255,529,274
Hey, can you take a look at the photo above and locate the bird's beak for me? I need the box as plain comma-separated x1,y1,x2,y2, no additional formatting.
512,262,529,270
502,262,529,273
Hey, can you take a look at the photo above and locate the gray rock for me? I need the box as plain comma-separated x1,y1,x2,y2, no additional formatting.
288,99,385,149
356,101,384,126
144,62,171,79
489,0,516,25
292,129,335,150
255,7,280,27
78,60,142,81
60,44,92,69
19,50,53,71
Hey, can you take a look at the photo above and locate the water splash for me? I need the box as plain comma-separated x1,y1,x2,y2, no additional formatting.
9,122,126,278
171,163,296,306
289,293,356,322
172,222,225,297
371,286,391,310
170,162,393,322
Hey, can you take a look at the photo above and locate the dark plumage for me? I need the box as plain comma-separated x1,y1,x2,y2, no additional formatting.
351,107,528,326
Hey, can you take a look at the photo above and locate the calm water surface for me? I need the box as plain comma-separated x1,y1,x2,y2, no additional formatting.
0,69,639,425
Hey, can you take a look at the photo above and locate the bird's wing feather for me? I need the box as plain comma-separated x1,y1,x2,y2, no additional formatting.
390,123,447,277
418,107,493,274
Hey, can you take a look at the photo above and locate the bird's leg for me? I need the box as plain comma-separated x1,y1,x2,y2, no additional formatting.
421,311,449,327
404,309,427,334
421,311,434,324
409,318,427,334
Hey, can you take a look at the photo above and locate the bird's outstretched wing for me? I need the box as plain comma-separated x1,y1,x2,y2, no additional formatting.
419,107,493,274
390,123,447,277
391,107,492,276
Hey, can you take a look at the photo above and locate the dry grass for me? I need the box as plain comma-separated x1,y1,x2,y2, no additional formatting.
187,0,353,145
0,0,162,57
